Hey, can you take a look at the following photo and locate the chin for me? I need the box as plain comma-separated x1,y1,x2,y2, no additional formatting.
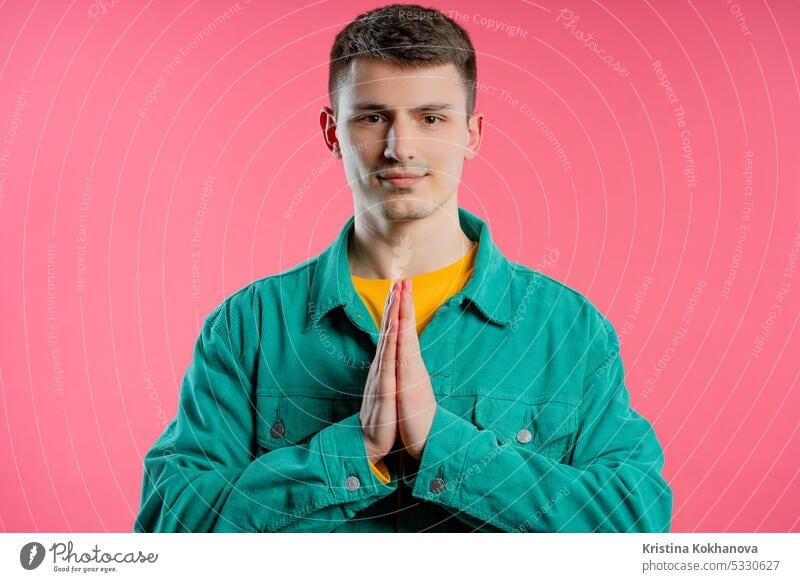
377,197,439,221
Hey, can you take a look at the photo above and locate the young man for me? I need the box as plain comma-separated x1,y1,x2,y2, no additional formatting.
134,4,672,533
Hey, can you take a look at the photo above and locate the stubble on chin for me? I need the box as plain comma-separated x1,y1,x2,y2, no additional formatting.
377,197,438,221
372,185,457,222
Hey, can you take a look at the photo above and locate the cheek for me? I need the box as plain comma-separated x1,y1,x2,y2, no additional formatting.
432,153,464,185
340,157,363,185
342,152,377,185
346,130,381,156
341,135,375,160
431,133,465,165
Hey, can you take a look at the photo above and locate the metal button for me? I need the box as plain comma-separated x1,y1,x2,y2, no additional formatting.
516,428,532,444
270,421,285,438
429,477,446,494
345,476,361,492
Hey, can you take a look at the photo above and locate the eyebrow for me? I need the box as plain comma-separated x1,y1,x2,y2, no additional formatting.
351,102,454,113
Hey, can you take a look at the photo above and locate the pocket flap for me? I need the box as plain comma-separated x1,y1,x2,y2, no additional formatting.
474,395,578,454
255,393,332,450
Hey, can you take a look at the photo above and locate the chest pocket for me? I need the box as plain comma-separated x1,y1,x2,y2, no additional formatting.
473,395,579,463
255,391,361,451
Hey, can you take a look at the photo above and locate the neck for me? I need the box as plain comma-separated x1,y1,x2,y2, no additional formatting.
348,203,474,280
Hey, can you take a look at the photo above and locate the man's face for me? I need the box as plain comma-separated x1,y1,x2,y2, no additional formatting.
322,59,483,222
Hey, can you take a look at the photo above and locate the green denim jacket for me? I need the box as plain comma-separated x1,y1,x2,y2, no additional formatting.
134,207,672,533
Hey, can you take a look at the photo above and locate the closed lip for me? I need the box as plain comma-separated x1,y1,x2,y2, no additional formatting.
378,171,428,179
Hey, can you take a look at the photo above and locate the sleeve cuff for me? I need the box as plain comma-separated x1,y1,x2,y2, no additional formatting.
320,412,397,503
409,405,475,504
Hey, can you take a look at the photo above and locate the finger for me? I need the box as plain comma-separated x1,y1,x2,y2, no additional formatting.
405,279,417,334
381,281,402,370
398,279,418,350
397,280,416,383
397,279,412,335
381,317,398,377
405,280,422,358
375,280,398,355
377,281,400,373
382,279,398,320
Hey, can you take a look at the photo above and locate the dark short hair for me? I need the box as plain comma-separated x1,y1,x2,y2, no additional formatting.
328,3,477,121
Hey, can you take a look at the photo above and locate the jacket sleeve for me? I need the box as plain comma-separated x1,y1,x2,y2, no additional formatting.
134,308,396,533
405,312,673,533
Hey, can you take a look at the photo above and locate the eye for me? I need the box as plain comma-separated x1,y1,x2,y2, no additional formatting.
359,114,384,124
423,115,444,125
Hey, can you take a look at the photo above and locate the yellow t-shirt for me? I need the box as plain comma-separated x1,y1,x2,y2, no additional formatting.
352,241,478,483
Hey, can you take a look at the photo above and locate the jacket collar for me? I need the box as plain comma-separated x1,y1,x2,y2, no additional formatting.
303,207,513,333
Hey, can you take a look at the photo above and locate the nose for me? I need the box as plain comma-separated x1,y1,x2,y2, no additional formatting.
383,118,417,161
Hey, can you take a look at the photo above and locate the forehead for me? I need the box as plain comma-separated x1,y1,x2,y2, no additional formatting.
338,59,465,110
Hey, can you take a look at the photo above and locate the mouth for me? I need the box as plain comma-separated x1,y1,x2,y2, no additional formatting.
377,173,428,188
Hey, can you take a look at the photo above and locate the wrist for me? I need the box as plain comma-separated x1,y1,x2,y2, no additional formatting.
363,439,384,464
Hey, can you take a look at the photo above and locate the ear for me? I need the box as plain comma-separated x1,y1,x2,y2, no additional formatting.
320,106,341,159
463,111,484,161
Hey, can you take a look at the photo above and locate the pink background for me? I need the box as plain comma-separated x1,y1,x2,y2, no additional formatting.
1,0,798,532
